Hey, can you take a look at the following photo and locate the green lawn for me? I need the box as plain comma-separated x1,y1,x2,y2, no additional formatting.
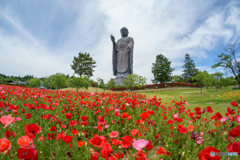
137,86,236,116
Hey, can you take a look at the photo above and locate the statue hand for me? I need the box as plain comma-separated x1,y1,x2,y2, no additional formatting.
110,35,115,43
127,45,131,50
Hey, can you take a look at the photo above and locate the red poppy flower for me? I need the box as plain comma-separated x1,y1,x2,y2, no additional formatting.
97,126,103,131
71,130,78,136
206,106,213,113
56,133,65,140
136,119,144,125
101,143,113,158
121,112,131,119
24,124,42,139
81,116,88,121
146,141,153,150
156,147,166,155
38,136,45,142
188,112,194,117
155,134,160,139
167,120,173,125
227,142,240,155
4,130,15,138
25,113,32,119
229,128,240,137
121,135,133,146
49,126,56,132
147,110,155,115
140,112,150,120
81,121,88,126
65,112,73,119
134,150,147,160
231,101,238,107
227,107,235,115
90,136,104,148
198,146,220,160
131,129,139,137
62,135,73,143
17,147,38,160
47,133,55,140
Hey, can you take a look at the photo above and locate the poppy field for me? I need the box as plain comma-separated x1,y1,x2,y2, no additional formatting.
0,85,240,160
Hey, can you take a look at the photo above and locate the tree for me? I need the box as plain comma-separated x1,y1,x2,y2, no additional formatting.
52,73,67,89
124,74,147,91
193,71,208,94
172,75,184,82
219,77,232,88
182,54,198,83
66,77,72,88
70,52,96,78
151,54,174,83
29,78,41,88
211,72,223,93
212,42,240,87
70,76,90,91
43,76,55,89
106,78,116,89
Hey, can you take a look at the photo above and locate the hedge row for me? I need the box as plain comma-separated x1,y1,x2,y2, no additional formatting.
110,82,201,91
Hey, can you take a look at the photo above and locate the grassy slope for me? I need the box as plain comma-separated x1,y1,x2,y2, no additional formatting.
62,86,236,116
138,86,235,116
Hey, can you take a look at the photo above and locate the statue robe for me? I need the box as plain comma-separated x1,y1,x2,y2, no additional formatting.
112,37,134,76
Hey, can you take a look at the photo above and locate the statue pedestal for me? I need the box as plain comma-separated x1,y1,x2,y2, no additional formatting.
114,77,126,86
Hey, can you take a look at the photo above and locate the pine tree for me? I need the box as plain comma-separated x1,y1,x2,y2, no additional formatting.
70,52,96,77
151,54,174,83
182,54,198,83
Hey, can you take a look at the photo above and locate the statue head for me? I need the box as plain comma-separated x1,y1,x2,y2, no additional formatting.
120,27,129,37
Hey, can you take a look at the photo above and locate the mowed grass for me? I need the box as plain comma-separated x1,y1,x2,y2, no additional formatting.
138,86,236,117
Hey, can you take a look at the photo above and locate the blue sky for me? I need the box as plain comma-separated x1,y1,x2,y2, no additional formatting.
0,0,240,84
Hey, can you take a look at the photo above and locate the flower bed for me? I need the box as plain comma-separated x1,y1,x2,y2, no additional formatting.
0,84,239,160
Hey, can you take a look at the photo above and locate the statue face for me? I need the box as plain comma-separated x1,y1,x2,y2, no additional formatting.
121,29,128,37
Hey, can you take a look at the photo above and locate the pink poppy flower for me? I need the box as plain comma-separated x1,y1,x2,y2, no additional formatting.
109,131,119,138
220,117,228,123
196,137,204,145
0,114,16,129
236,115,240,123
172,113,179,120
16,117,21,121
200,132,204,137
133,139,149,151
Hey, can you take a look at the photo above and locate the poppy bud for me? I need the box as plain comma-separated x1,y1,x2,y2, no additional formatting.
66,151,72,158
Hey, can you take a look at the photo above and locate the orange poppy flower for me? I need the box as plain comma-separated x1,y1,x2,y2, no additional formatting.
188,125,194,132
0,138,11,154
77,141,85,147
17,136,33,147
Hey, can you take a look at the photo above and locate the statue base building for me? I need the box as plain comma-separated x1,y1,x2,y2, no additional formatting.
114,72,129,85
